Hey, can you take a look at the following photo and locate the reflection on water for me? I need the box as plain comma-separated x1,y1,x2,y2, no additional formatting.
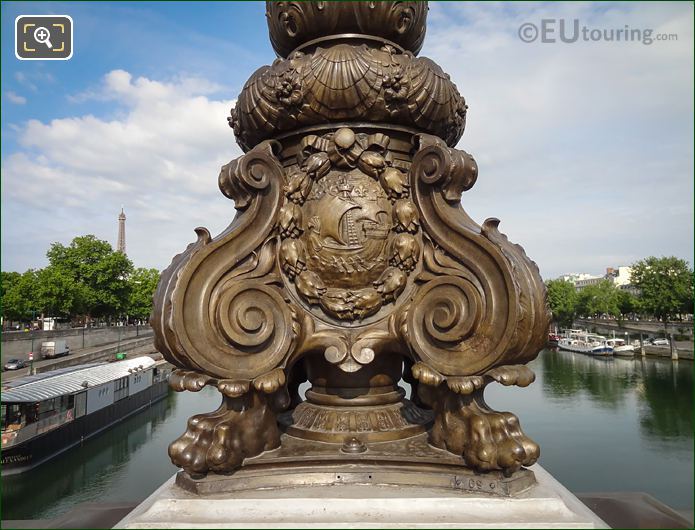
539,350,692,439
2,351,693,520
639,359,693,440
541,350,638,409
2,388,223,521
3,395,168,518
487,350,693,510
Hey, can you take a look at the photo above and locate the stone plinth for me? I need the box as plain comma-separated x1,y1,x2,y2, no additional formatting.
115,464,608,529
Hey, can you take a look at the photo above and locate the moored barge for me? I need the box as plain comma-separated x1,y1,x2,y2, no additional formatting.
1,356,171,475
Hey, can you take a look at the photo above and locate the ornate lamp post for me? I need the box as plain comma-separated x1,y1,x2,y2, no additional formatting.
152,1,549,489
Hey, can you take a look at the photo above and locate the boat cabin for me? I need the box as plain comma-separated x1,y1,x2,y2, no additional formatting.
1,357,168,451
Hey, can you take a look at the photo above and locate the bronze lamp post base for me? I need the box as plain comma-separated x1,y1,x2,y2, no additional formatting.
152,1,550,484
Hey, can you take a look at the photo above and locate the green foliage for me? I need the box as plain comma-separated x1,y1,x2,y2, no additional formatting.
1,271,21,299
34,267,83,317
617,289,640,316
545,279,578,328
631,256,693,322
2,235,137,322
127,268,160,320
577,280,620,318
45,235,133,318
2,270,40,321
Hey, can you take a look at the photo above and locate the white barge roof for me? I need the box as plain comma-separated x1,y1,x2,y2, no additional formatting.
1,356,156,403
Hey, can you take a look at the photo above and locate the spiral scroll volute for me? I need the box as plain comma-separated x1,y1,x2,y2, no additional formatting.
151,141,295,381
412,134,478,202
405,134,550,376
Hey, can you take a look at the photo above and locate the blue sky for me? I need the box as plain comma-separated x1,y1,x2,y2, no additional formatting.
2,1,693,279
1,2,270,148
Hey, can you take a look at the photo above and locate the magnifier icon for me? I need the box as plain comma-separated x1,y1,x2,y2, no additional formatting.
34,26,53,49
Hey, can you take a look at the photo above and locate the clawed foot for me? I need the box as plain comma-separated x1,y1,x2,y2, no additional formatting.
428,390,539,475
415,362,539,475
168,391,281,475
447,400,538,475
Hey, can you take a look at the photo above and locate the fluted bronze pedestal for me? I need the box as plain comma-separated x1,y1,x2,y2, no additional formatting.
151,1,550,490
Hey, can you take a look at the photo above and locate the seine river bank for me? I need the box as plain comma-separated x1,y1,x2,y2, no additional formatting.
2,349,692,520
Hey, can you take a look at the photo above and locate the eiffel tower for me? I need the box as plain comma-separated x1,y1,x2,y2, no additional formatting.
117,207,126,254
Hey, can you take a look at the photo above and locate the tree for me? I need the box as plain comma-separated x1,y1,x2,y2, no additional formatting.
46,235,133,319
577,280,620,319
127,268,160,320
1,271,22,321
34,267,82,317
616,289,640,317
2,270,40,321
546,279,578,328
631,257,693,327
1,271,21,300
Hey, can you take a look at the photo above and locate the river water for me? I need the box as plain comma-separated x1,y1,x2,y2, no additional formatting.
2,350,692,520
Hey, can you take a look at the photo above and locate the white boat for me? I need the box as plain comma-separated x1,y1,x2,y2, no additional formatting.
606,338,635,357
558,329,613,356
1,356,171,475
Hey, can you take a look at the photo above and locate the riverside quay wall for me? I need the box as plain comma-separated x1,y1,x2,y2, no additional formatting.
1,325,152,362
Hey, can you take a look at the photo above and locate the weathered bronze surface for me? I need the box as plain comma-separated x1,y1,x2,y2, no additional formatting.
175,433,536,497
152,1,550,485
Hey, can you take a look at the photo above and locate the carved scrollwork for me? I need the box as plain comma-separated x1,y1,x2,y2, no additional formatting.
218,140,281,209
402,135,550,376
155,0,551,479
215,281,294,367
151,141,297,381
408,276,484,374
411,135,478,202
292,313,404,374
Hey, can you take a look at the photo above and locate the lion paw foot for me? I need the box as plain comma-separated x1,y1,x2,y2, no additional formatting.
462,408,539,475
169,393,281,475
169,407,230,474
428,385,539,475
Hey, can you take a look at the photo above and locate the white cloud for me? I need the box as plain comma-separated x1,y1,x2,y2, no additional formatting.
423,2,694,278
2,70,240,272
2,3,693,280
68,69,224,104
14,71,55,92
5,91,27,105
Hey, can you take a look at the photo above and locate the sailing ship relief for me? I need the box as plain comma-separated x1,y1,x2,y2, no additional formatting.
276,127,419,322
304,171,392,286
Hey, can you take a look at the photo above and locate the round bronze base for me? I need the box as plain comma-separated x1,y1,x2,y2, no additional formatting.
282,399,432,443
